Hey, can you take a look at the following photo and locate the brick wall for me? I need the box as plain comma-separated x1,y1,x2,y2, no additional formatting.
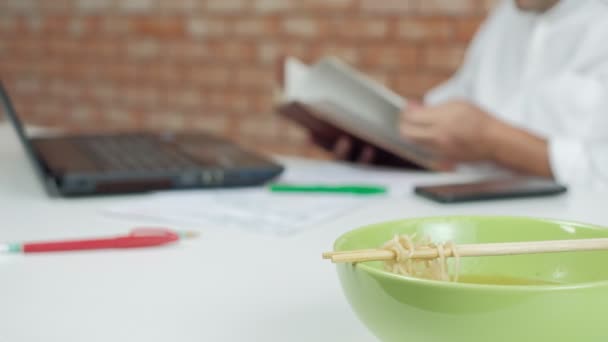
0,0,496,157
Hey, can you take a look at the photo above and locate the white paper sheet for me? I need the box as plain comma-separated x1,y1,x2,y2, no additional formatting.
103,159,489,236
103,160,426,235
105,188,368,236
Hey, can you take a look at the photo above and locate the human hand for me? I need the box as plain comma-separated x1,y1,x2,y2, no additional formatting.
331,136,376,164
400,100,498,162
307,131,376,164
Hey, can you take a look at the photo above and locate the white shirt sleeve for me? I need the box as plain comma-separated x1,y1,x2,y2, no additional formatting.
424,0,608,188
424,3,509,105
549,140,608,189
528,71,608,188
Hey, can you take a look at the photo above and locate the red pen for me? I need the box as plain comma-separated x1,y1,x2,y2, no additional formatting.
0,228,198,254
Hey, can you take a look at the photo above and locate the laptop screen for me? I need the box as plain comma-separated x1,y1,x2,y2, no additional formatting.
0,81,47,176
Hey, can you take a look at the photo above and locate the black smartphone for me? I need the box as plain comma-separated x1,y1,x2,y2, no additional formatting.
414,177,568,203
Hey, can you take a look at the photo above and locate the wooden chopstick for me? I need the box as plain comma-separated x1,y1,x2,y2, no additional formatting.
325,238,608,263
323,246,435,259
322,249,379,259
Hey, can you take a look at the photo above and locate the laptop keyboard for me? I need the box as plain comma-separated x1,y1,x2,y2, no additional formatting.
78,135,199,172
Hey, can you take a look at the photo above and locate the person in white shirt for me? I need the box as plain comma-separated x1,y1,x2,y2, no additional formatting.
331,0,608,187
401,0,608,187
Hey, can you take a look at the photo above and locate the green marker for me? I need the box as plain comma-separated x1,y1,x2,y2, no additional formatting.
269,184,387,195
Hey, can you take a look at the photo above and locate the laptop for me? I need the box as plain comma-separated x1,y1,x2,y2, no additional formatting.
0,82,284,196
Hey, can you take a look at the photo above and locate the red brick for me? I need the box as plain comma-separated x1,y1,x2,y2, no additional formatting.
299,0,354,11
103,108,139,127
144,111,186,130
0,16,16,33
188,114,229,134
250,93,275,114
87,83,117,103
29,101,64,125
234,67,275,89
258,41,312,65
252,0,297,13
68,105,94,124
76,0,114,12
205,0,249,13
360,0,416,14
482,0,501,12
422,45,466,70
40,15,71,35
311,43,360,65
164,88,203,109
398,17,454,41
282,18,320,38
237,114,281,140
14,78,42,94
187,18,227,38
131,16,185,37
209,41,256,63
126,38,160,60
162,40,210,61
100,17,132,35
46,39,81,59
117,0,157,13
82,38,121,59
69,16,104,37
225,92,254,112
257,41,281,65
186,65,232,87
40,0,73,12
282,121,309,144
454,17,484,43
361,69,391,87
393,71,451,98
11,40,43,58
47,79,82,100
418,0,478,15
327,18,388,40
2,0,37,13
233,17,279,37
121,85,161,108
207,91,228,110
22,16,44,34
360,45,419,70
158,0,201,12
144,63,182,84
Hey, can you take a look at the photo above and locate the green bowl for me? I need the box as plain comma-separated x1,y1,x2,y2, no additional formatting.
334,216,608,342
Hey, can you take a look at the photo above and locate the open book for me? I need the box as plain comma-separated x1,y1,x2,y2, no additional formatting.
276,57,448,170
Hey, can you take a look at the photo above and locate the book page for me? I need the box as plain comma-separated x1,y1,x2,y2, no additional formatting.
284,57,311,101
284,57,407,132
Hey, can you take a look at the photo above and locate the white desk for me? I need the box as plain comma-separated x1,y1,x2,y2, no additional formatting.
1,124,608,342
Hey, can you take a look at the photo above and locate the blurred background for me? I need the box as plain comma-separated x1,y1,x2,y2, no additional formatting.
0,0,496,157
